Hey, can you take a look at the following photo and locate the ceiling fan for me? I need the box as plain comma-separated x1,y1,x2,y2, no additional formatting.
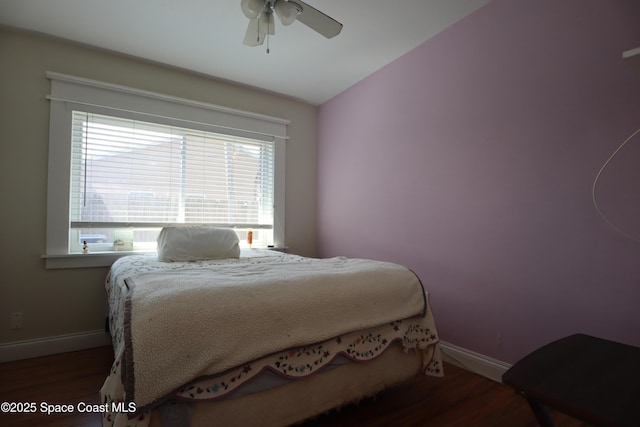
241,0,342,50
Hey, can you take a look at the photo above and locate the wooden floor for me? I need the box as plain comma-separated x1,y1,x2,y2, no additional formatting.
0,346,592,427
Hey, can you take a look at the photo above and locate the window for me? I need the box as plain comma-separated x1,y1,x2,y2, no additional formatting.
45,72,288,268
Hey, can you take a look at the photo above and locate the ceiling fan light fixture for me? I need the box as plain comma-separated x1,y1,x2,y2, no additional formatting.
241,0,263,19
274,1,302,26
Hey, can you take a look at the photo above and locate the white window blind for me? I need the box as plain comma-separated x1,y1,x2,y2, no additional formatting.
69,112,274,251
45,72,287,267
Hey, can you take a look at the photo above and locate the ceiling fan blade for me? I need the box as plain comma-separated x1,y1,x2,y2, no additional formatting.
295,0,342,39
243,18,265,46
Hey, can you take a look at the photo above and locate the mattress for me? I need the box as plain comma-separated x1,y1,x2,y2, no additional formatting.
100,249,442,427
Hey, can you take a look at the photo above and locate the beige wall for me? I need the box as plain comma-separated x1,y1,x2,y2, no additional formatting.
0,28,318,345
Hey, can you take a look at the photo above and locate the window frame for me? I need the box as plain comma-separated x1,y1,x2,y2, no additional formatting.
44,72,288,269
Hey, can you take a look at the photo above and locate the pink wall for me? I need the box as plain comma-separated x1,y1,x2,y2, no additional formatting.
317,0,640,363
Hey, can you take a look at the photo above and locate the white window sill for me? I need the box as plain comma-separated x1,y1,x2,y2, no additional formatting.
42,251,155,269
42,246,289,269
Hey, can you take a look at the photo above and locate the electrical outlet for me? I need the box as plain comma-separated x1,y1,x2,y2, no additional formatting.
10,312,23,329
497,332,503,349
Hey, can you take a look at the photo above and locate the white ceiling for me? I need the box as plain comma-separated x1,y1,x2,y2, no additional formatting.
0,0,491,105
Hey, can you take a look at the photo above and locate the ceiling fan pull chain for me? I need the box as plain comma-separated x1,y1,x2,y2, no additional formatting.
266,14,271,53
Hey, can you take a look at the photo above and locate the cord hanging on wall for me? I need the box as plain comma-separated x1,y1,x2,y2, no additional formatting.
592,127,640,243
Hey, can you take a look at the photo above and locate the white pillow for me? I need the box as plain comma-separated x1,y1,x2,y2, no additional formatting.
157,226,241,262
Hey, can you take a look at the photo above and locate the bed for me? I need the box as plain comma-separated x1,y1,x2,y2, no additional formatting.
100,227,442,427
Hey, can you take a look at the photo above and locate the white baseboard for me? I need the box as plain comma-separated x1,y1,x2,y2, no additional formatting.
439,340,511,383
0,330,111,363
0,332,509,383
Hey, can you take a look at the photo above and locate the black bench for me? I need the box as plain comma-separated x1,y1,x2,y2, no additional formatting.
502,333,640,427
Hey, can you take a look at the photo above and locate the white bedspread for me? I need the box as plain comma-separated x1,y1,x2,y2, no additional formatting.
118,252,427,412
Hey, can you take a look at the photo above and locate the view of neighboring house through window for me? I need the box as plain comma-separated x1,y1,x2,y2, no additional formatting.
70,112,274,252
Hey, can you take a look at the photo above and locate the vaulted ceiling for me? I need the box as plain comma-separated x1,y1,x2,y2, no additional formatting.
0,0,492,105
